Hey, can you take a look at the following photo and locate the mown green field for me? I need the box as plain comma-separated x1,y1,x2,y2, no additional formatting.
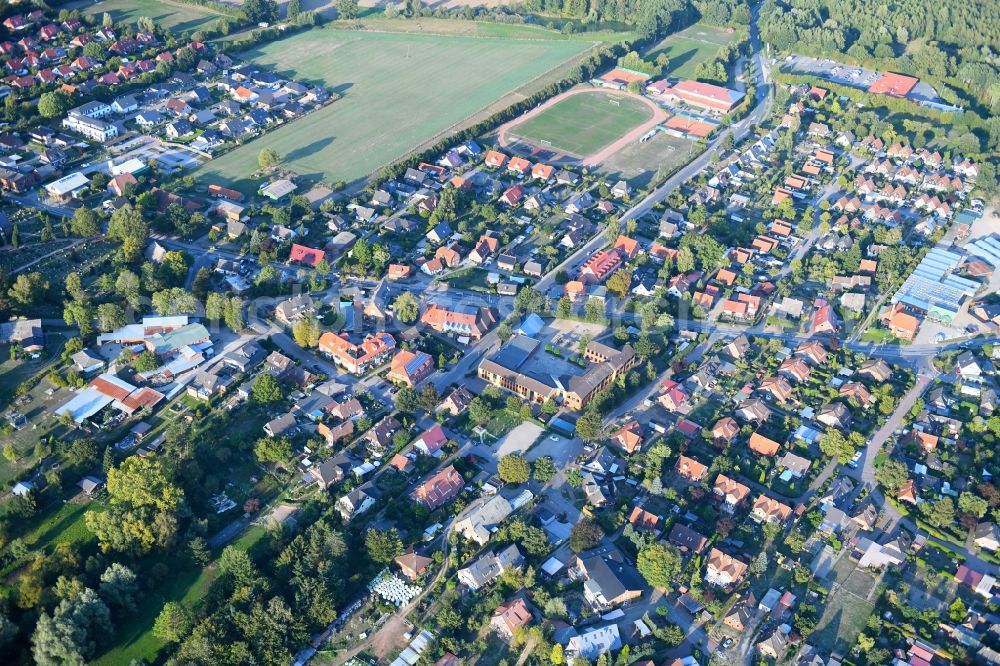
647,22,739,79
75,0,225,34
194,27,593,188
508,90,653,156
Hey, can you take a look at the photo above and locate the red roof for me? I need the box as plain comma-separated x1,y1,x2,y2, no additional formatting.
289,244,325,267
412,464,463,510
867,72,919,97
671,79,742,112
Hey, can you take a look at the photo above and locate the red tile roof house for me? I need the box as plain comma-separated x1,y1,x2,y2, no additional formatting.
485,150,507,168
531,163,554,181
413,424,448,456
499,185,524,207
318,331,396,375
628,506,662,532
811,299,839,334
658,378,689,412
612,235,640,260
748,433,780,457
289,243,325,267
711,417,739,444
676,455,708,482
507,156,532,176
387,349,434,387
490,598,533,641
579,249,623,284
611,420,644,454
411,464,464,510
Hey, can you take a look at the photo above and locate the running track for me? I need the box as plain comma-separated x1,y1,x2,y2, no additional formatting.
497,87,668,167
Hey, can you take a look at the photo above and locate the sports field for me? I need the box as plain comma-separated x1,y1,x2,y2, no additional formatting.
73,0,225,33
195,28,592,188
647,22,739,79
506,90,653,157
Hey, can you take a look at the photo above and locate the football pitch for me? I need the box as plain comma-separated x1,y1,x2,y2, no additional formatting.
74,0,224,34
195,28,592,188
506,91,654,157
647,22,740,79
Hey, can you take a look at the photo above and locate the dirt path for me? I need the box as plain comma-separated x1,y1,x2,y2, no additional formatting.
496,87,668,167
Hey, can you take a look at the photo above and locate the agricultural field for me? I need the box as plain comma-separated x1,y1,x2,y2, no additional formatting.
505,90,654,157
195,26,595,189
646,22,739,79
71,0,227,34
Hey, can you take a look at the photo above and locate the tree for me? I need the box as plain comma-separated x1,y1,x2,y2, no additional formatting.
63,300,94,337
922,497,955,528
575,412,606,443
151,288,199,315
99,563,138,613
533,456,556,482
292,315,321,348
514,286,544,314
9,272,49,306
218,545,257,587
153,601,192,644
569,517,603,552
949,598,967,623
819,429,856,464
556,295,572,318
550,643,565,665
224,296,244,331
393,291,419,324
205,291,227,322
32,588,112,665
38,90,71,118
468,396,492,424
258,147,281,169
107,204,148,263
365,527,403,563
254,436,293,465
496,321,513,344
71,207,101,237
95,303,126,333
244,0,279,24
66,438,98,469
419,383,439,412
606,269,632,298
498,454,530,484
959,491,988,519
636,542,681,591
874,459,908,493
750,551,769,576
252,373,283,404
336,0,360,18
287,0,302,17
133,350,161,372
394,387,419,414
85,456,183,555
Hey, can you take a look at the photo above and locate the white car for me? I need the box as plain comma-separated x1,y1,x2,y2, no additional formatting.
549,435,559,441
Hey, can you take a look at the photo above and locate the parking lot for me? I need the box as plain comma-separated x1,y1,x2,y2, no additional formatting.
782,55,944,103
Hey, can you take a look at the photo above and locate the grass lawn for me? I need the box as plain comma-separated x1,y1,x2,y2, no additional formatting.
508,90,653,157
22,499,103,553
195,26,593,189
73,0,225,34
859,327,907,345
441,267,492,292
646,22,739,80
92,526,269,666
810,587,875,655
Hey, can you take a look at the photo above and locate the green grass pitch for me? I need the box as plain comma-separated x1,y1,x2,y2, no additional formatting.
507,90,653,157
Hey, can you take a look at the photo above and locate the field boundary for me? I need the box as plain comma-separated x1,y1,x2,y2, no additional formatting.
497,86,668,166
